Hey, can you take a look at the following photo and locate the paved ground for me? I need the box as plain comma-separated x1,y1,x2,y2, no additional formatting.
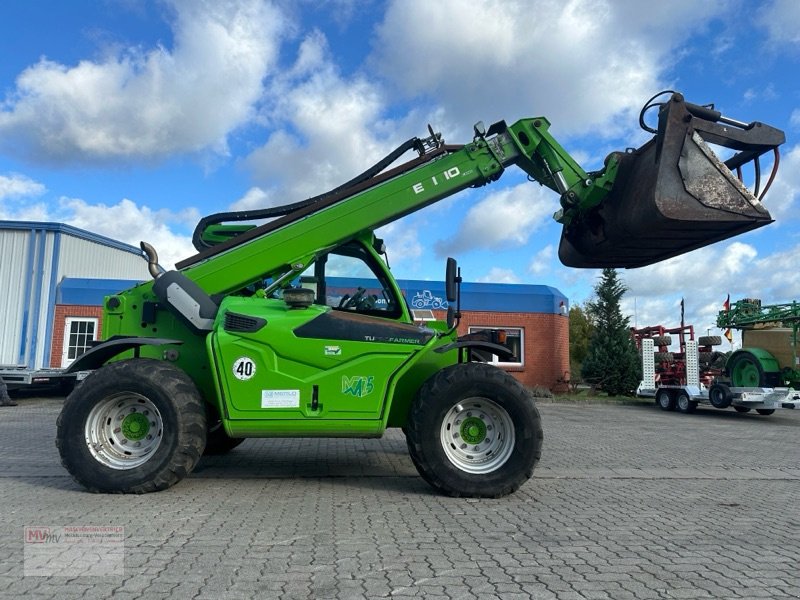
1,396,799,599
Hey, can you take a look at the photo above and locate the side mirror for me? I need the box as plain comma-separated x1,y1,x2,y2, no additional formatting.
445,257,458,303
447,305,456,329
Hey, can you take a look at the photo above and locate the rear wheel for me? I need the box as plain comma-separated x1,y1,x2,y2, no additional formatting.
733,405,751,413
656,389,675,411
676,392,697,414
729,352,764,387
406,362,542,498
756,409,775,416
56,359,206,493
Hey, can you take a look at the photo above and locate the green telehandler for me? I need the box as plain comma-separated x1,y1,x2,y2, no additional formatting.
57,92,784,497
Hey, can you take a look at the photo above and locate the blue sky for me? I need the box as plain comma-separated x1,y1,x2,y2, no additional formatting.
1,0,799,346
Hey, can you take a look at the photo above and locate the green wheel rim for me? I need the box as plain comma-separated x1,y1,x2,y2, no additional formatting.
732,358,761,387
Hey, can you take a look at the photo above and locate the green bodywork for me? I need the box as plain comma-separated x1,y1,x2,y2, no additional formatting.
97,117,605,438
85,104,775,438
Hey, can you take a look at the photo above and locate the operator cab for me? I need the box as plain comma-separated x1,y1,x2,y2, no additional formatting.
272,238,405,320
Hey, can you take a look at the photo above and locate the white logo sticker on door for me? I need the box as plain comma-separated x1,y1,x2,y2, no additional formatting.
232,357,256,381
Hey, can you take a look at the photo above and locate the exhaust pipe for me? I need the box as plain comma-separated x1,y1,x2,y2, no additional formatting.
140,241,161,279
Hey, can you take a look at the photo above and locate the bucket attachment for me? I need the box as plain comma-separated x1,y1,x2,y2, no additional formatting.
558,93,785,268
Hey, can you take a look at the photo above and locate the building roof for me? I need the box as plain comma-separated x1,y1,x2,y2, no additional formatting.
57,278,144,305
59,275,569,314
0,220,143,256
330,276,568,314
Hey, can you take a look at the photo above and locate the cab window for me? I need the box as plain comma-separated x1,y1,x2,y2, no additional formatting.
300,242,402,317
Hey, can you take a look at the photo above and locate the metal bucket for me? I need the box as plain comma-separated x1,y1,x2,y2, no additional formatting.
558,94,784,268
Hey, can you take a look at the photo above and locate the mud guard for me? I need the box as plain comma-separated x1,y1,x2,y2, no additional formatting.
559,93,784,268
65,337,183,373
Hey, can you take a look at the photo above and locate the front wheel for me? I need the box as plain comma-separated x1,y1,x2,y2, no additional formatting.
405,363,542,498
56,359,207,493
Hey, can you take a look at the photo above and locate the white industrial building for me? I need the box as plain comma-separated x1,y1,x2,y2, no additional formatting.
0,221,150,380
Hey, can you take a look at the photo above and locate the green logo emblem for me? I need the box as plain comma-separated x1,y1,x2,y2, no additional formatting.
342,376,375,397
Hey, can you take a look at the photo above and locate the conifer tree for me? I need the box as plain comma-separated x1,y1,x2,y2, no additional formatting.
581,269,641,395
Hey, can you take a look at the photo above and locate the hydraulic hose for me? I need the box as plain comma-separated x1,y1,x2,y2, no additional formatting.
192,137,425,250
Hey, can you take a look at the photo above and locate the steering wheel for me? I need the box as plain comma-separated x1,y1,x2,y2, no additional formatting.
339,287,367,309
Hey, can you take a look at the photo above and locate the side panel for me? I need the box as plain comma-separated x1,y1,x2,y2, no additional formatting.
212,297,433,435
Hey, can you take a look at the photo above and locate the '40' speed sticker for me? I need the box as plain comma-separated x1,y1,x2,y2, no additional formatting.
232,357,256,381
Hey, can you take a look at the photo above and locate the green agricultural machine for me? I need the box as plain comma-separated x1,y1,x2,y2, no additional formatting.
716,299,800,392
57,92,784,496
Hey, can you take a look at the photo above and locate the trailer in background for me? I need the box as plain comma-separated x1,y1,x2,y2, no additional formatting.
636,339,800,414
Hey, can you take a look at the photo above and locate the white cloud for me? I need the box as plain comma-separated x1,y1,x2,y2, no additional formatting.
761,143,800,220
0,173,46,200
0,194,197,269
758,0,800,46
434,183,558,257
611,234,800,348
376,220,423,273
57,197,198,269
0,0,285,164
529,244,554,276
372,0,730,139
229,186,282,211
245,31,405,201
477,267,520,284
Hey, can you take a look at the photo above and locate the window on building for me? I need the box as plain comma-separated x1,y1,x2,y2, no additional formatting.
61,317,98,368
467,326,524,366
411,309,436,321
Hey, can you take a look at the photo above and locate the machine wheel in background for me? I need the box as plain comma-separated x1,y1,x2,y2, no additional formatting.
709,382,732,409
676,392,697,414
728,352,765,388
656,389,676,411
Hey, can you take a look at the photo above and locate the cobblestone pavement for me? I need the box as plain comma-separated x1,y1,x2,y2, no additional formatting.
1,397,799,599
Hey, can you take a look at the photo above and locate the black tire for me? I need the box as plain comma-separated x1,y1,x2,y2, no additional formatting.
654,352,674,363
709,382,732,409
405,362,543,498
652,336,672,347
676,392,697,414
698,335,722,347
203,422,245,455
755,409,775,416
699,352,712,364
656,389,676,411
56,359,207,493
733,405,751,413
